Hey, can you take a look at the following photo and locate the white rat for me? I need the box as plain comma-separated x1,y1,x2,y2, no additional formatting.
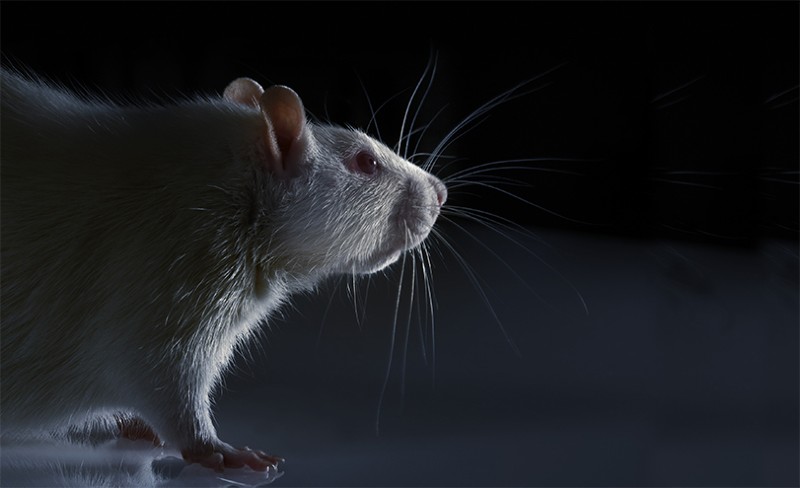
0,69,447,472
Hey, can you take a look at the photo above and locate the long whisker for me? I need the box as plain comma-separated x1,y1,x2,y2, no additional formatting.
375,243,408,436
352,273,372,329
396,54,435,156
442,157,600,181
767,96,799,110
655,169,739,176
356,74,383,143
447,178,602,226
403,51,438,160
365,86,413,139
649,177,723,190
315,276,345,350
439,215,552,311
651,75,706,103
422,81,558,172
410,104,450,168
442,205,552,248
445,177,535,192
443,211,589,315
400,115,451,163
420,242,438,385
430,226,522,357
413,247,428,366
660,222,745,241
429,156,470,178
444,167,588,188
763,84,799,104
400,249,416,410
423,62,568,173
417,245,433,367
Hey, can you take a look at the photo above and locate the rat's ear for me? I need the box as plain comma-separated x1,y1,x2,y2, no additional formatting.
223,78,264,109
258,85,307,178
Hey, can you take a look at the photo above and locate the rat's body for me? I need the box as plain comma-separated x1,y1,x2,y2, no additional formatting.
0,70,446,471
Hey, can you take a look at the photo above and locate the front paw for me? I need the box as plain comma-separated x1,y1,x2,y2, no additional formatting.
181,441,284,472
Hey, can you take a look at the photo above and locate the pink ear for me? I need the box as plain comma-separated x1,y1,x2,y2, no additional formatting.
223,78,264,109
258,85,307,178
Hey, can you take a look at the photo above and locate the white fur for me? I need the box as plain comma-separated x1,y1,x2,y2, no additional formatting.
0,70,445,462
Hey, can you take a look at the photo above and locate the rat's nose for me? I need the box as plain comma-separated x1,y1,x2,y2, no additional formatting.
430,177,447,207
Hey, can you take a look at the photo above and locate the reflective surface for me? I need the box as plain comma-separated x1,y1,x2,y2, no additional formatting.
2,227,797,486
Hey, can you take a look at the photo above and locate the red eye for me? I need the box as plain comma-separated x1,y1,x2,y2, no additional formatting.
352,151,378,175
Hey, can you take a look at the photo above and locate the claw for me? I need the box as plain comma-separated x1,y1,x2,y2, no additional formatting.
182,442,284,472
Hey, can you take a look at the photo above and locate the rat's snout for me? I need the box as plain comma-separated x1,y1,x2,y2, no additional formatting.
430,176,447,207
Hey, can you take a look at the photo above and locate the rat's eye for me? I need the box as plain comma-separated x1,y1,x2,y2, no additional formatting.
348,151,379,175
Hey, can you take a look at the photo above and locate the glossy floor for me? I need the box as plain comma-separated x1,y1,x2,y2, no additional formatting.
2,226,797,487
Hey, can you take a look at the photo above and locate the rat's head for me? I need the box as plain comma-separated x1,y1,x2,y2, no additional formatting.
224,78,447,276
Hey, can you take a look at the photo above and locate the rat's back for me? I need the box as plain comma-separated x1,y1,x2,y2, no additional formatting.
1,72,131,431
0,71,249,433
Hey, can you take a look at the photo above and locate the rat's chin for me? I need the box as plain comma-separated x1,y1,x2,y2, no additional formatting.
355,248,403,275
355,230,432,274
341,224,435,275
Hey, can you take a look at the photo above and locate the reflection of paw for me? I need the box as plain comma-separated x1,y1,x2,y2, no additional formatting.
181,442,284,472
114,413,163,447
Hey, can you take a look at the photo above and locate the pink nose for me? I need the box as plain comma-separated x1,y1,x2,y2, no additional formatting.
431,178,447,207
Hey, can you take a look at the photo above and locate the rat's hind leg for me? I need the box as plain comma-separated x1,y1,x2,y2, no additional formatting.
58,411,162,447
113,412,163,446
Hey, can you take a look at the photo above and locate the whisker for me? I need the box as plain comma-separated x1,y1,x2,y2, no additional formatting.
767,97,798,109
413,247,429,366
417,246,432,367
650,75,706,103
420,242,438,386
442,215,555,309
351,273,372,330
396,54,436,157
443,205,552,248
443,177,533,193
649,177,723,190
406,150,456,163
365,87,413,139
375,242,408,436
443,173,576,191
431,225,523,357
655,169,739,176
763,84,799,104
403,50,438,160
400,248,416,410
442,210,589,316
350,274,361,328
660,223,747,241
422,62,568,174
429,156,470,178
411,104,450,170
315,276,345,351
759,176,799,185
447,178,602,226
356,74,383,143
400,115,450,164
442,157,601,181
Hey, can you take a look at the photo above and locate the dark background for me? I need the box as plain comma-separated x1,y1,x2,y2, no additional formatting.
1,2,798,487
2,1,797,245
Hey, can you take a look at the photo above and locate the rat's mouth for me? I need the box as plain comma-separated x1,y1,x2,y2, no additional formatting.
349,184,443,275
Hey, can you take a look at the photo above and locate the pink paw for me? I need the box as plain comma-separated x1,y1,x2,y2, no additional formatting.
181,442,284,472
